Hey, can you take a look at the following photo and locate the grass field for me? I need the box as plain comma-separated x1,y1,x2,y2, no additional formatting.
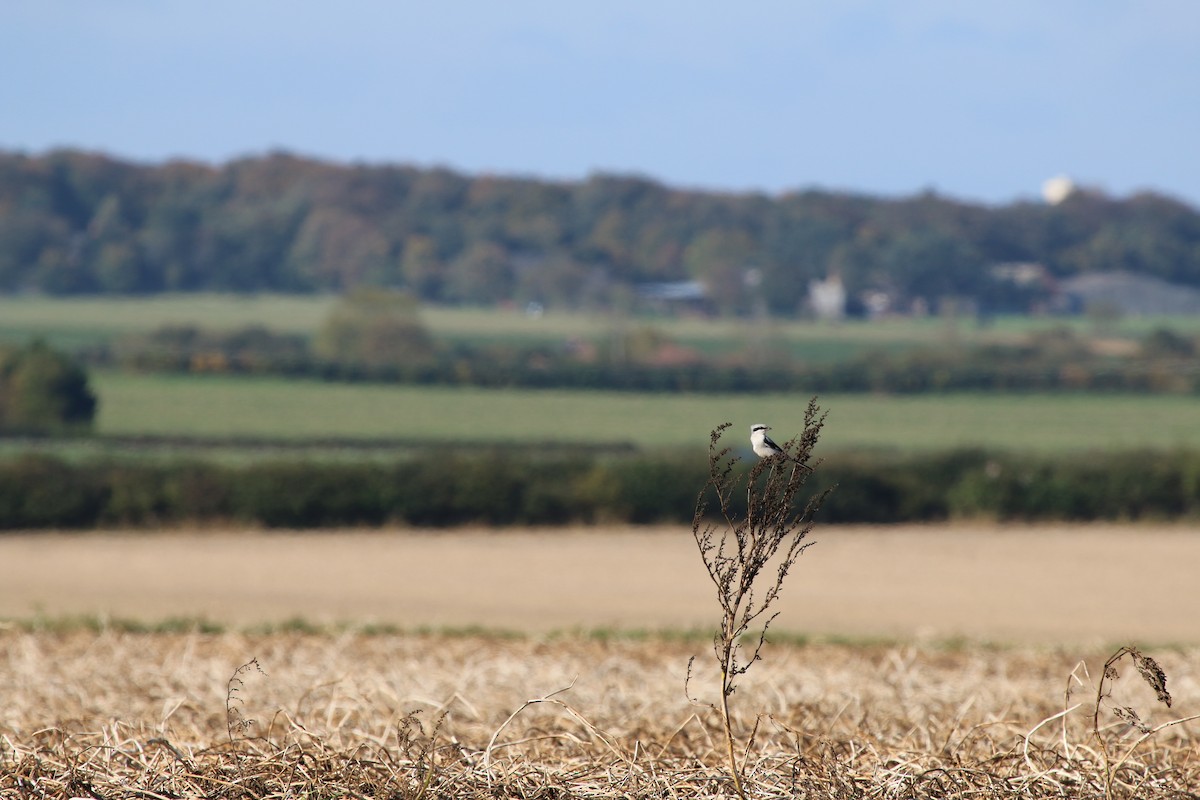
0,293,336,338
87,370,1200,454
2,525,1199,798
5,292,1200,361
8,293,1200,458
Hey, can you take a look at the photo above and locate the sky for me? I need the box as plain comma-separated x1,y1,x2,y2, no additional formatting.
4,1,1200,207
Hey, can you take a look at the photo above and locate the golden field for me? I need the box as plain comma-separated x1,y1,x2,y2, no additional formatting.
2,525,1200,797
2,524,1198,644
1,626,1197,798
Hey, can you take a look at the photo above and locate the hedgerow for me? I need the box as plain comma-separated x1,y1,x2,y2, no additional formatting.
97,323,1200,395
0,448,1197,530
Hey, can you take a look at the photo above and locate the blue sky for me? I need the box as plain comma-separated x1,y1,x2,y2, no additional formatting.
4,2,1199,206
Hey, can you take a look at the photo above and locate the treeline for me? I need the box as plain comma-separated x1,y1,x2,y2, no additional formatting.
1,448,1197,530
3,149,1200,314
99,319,1200,394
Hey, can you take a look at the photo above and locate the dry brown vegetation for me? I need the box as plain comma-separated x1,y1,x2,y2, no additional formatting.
2,628,1198,799
3,519,1199,797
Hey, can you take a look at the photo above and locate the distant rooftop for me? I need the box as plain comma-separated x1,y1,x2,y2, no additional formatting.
1059,271,1200,315
635,281,708,301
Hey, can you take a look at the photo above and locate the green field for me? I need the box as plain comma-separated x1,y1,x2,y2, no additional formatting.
5,292,1199,363
4,294,1200,458
85,371,1200,455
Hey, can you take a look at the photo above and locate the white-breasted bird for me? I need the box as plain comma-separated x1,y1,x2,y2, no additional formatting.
750,423,814,470
750,423,786,458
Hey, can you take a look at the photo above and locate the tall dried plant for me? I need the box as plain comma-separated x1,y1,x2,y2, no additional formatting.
1027,644,1199,800
690,402,831,799
1085,647,1198,799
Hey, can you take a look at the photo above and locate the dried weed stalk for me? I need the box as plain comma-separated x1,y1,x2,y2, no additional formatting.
225,656,266,746
397,709,448,800
1086,646,1199,799
1026,644,1200,800
690,405,831,799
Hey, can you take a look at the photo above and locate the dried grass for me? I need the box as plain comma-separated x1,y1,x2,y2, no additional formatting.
1,629,1197,798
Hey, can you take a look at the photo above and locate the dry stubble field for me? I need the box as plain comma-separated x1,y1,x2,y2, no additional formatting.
3,524,1200,798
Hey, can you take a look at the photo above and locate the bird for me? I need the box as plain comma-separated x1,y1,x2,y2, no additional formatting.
750,423,787,458
750,423,814,470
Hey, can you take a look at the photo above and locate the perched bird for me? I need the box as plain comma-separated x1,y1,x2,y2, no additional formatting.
750,423,813,470
750,423,787,458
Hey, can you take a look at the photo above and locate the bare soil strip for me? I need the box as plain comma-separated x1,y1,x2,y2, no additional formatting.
1,523,1197,644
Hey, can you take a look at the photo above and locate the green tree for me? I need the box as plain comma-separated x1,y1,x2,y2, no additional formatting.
289,208,395,289
399,234,445,299
0,341,97,432
683,229,759,315
445,241,515,305
880,229,986,307
514,255,592,309
313,287,435,369
93,241,148,293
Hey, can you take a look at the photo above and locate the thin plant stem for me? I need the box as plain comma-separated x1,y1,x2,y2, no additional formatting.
691,409,831,797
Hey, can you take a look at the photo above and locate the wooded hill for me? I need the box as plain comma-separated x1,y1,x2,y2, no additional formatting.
3,149,1199,315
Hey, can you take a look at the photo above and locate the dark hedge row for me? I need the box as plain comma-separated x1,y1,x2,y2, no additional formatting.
98,324,1200,395
1,448,1198,530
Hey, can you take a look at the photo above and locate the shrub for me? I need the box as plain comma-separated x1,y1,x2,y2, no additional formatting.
313,288,435,369
604,456,710,524
0,455,107,528
101,463,174,525
0,340,97,433
232,462,390,527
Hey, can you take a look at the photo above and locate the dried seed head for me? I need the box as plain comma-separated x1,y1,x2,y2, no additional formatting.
1132,649,1172,708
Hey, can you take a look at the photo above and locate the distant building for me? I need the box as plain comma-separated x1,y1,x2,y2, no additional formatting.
990,262,1053,289
1056,272,1200,316
808,273,846,320
988,261,1058,313
635,280,711,314
859,290,892,318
